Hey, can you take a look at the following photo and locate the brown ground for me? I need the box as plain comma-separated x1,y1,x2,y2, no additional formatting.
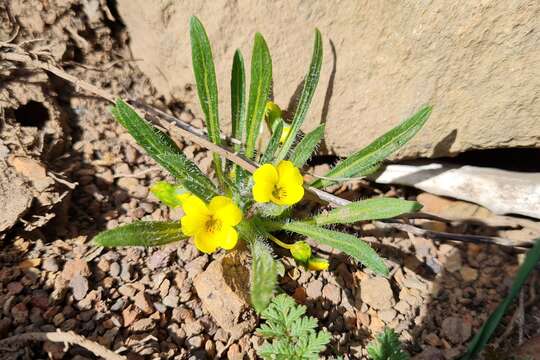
0,1,539,359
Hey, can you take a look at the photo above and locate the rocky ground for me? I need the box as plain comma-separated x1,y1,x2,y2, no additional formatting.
1,1,540,359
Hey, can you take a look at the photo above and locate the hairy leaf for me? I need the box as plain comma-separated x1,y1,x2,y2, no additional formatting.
289,124,325,167
280,221,389,276
367,328,409,360
312,106,432,188
111,99,217,201
462,238,540,360
260,119,283,164
275,29,323,162
150,181,187,208
250,239,278,313
312,198,422,225
245,33,272,159
93,221,186,247
231,49,246,151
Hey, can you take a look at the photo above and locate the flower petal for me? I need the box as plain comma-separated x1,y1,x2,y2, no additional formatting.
253,163,278,185
277,160,303,186
272,183,304,206
252,181,273,203
218,226,238,250
209,196,243,226
181,194,209,216
180,212,208,236
194,231,220,254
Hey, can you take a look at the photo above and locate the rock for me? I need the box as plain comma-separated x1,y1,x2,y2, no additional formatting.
118,284,137,298
358,277,395,310
131,318,155,332
187,335,204,349
42,257,59,272
227,343,243,360
0,165,32,236
184,319,204,337
306,279,323,299
460,266,479,282
122,304,140,327
109,262,121,277
441,316,472,344
515,335,540,360
185,256,208,279
62,259,91,281
69,274,89,301
412,347,445,360
134,291,154,314
148,248,174,270
117,1,540,159
11,303,28,324
193,249,256,340
378,308,396,323
163,293,180,308
322,283,341,304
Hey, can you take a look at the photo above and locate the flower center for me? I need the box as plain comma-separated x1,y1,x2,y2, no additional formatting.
204,216,222,233
272,185,287,200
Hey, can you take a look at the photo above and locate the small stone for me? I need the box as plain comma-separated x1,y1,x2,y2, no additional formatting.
163,294,180,308
42,257,60,272
69,274,89,301
109,262,121,277
460,266,478,282
187,335,204,348
62,259,91,281
306,279,323,299
120,261,133,282
359,277,395,310
442,316,472,344
118,284,137,298
11,303,28,324
0,318,11,338
394,301,410,315
292,287,307,304
122,304,140,327
442,249,462,273
378,308,396,323
131,318,155,332
111,298,125,312
227,343,243,360
185,256,208,279
322,283,341,304
7,282,23,295
184,319,204,337
148,248,174,270
134,292,154,314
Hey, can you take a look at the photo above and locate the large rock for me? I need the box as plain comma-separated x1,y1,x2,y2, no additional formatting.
117,1,539,158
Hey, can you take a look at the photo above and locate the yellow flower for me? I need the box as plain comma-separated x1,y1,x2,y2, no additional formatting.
252,160,304,206
307,257,329,271
279,126,291,144
180,195,243,254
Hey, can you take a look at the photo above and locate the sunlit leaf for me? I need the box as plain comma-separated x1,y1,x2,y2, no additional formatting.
250,239,278,313
289,124,324,168
93,221,187,247
150,181,187,208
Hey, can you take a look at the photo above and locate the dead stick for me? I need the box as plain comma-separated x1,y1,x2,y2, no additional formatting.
1,48,533,249
0,331,126,360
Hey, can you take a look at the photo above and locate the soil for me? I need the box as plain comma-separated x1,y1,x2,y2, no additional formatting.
0,1,539,360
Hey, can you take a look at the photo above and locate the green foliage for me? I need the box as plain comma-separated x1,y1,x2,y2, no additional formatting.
312,106,432,188
111,99,217,201
461,238,540,360
312,198,422,225
278,221,389,276
290,241,312,263
257,294,331,360
289,124,325,168
189,16,224,183
231,49,246,151
261,120,284,164
150,181,187,208
245,33,272,159
367,328,409,360
250,239,278,314
94,221,187,247
276,29,323,163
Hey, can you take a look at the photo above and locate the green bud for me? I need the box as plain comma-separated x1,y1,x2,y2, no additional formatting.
290,241,312,263
307,257,329,271
150,181,188,208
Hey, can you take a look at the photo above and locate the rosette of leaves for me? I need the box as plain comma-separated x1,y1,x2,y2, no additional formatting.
93,16,431,314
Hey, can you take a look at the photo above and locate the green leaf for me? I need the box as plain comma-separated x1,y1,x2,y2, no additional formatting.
245,33,272,159
279,221,389,276
250,239,278,313
312,198,422,225
231,49,246,151
312,106,432,188
367,328,410,360
275,29,323,162
150,181,187,208
111,99,217,201
189,16,224,183
260,119,283,164
289,124,325,168
93,221,187,247
461,238,540,360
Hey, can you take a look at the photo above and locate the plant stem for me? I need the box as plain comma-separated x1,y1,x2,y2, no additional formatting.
267,233,293,250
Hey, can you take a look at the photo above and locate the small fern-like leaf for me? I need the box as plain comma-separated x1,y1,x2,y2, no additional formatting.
93,221,187,247
367,328,409,360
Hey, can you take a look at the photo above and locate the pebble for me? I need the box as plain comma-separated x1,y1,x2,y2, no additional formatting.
62,259,91,281
185,256,208,279
441,316,472,344
42,257,60,272
109,262,121,277
163,293,180,308
358,277,394,310
134,291,154,314
184,319,204,337
306,279,323,299
69,274,89,301
460,266,479,282
378,308,397,323
111,298,125,312
131,318,155,332
187,335,204,349
322,283,342,304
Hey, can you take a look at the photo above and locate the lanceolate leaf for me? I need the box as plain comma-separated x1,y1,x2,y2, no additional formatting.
280,221,389,276
111,99,217,201
275,29,323,163
150,181,187,208
312,106,432,188
189,16,224,182
312,198,422,225
250,239,278,313
289,124,325,168
93,221,187,247
260,120,283,164
461,238,540,360
245,33,272,159
231,49,246,151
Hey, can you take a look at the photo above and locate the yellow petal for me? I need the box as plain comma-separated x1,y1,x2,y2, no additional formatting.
277,160,303,186
253,164,278,185
279,126,291,144
252,181,273,203
180,212,208,236
182,194,209,216
209,196,243,226
307,257,329,271
272,183,304,206
176,192,192,204
218,226,238,250
194,231,220,254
